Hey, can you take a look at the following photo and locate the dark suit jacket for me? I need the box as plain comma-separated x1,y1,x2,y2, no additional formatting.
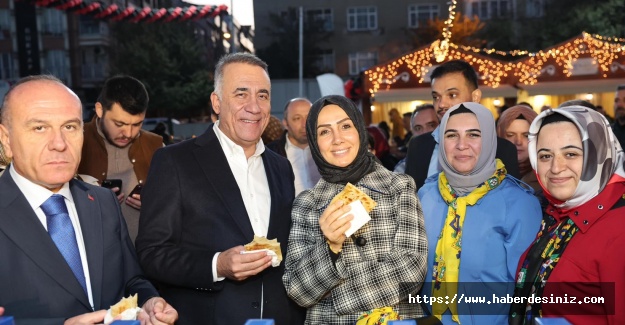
136,124,305,325
266,131,287,158
0,172,158,325
405,132,520,190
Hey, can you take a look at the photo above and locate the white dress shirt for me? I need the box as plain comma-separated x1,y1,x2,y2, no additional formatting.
285,136,321,196
211,121,272,282
10,165,94,310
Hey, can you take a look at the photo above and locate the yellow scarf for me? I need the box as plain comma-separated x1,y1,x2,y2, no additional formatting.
356,307,400,325
432,159,507,323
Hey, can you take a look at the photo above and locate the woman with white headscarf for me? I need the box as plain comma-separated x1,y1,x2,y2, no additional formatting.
510,106,625,324
418,102,542,324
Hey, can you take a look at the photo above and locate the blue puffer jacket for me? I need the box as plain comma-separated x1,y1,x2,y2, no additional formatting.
418,175,542,325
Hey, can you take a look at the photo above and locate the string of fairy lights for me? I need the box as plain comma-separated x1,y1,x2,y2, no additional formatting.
365,0,625,96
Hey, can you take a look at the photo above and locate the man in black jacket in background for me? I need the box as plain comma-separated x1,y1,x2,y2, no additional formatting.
405,60,520,190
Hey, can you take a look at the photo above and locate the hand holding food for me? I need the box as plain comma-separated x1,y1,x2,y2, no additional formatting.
104,294,141,324
242,235,282,267
330,182,377,213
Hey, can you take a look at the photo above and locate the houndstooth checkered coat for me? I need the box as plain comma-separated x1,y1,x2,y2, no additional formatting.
283,164,428,324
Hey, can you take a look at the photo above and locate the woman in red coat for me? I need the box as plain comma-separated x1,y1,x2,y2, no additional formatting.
510,106,625,324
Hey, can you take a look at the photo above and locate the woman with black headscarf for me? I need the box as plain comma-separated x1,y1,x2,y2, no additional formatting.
282,95,427,324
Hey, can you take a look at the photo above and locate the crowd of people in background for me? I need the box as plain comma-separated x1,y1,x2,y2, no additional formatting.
0,54,624,325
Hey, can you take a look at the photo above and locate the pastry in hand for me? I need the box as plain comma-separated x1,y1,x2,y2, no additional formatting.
104,294,142,324
243,236,282,266
330,182,377,212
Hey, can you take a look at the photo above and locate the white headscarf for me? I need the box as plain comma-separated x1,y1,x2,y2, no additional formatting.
528,106,625,210
438,102,498,196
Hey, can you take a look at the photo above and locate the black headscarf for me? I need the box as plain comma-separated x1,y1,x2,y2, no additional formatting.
306,95,378,185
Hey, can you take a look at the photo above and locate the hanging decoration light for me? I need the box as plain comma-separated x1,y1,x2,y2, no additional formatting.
365,0,625,97
435,0,457,62
19,0,227,23
513,32,625,85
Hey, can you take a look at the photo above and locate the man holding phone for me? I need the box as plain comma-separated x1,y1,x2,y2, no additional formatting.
77,75,163,243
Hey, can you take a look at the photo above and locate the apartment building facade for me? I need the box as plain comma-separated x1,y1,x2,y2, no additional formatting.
0,0,112,102
253,0,546,79
0,0,241,106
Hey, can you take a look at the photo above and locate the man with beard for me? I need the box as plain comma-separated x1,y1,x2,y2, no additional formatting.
612,84,625,148
267,97,321,195
405,59,519,190
78,75,162,243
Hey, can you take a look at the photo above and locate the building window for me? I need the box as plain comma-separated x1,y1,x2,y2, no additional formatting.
41,8,64,35
81,47,107,81
469,0,509,20
306,8,333,31
313,49,335,72
78,15,109,36
348,52,377,75
79,15,100,35
0,53,16,79
347,6,377,31
44,50,67,81
526,0,544,17
0,10,10,31
408,4,439,28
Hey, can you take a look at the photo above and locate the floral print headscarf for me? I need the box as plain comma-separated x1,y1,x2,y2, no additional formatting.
528,106,625,210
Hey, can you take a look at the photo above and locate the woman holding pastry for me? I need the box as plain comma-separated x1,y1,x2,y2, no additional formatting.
282,95,427,324
418,102,542,324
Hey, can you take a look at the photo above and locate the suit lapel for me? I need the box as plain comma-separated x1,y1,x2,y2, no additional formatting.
263,153,286,240
193,125,255,239
0,173,91,310
415,135,437,186
70,180,103,310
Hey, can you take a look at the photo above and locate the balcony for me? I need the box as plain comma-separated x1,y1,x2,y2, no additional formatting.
79,20,110,46
81,63,107,82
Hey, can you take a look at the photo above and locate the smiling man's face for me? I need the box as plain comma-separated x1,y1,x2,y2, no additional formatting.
211,62,271,157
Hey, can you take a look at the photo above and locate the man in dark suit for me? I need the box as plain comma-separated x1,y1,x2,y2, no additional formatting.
136,53,305,325
0,75,177,325
405,60,520,190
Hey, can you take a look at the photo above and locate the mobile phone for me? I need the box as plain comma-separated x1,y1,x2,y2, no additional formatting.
101,179,122,195
129,184,143,197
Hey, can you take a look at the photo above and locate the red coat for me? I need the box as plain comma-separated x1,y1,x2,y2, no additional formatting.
516,180,625,324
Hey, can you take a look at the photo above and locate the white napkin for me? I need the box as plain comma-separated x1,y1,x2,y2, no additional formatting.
240,249,281,267
103,307,142,324
340,200,371,237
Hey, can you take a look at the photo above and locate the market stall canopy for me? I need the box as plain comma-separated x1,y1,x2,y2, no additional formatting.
364,40,518,102
513,32,625,95
371,85,518,103
364,33,625,102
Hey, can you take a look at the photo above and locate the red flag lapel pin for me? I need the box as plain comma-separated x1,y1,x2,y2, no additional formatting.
88,194,95,201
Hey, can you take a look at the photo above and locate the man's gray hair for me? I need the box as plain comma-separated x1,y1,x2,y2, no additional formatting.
411,103,435,129
1,75,65,128
213,53,269,97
